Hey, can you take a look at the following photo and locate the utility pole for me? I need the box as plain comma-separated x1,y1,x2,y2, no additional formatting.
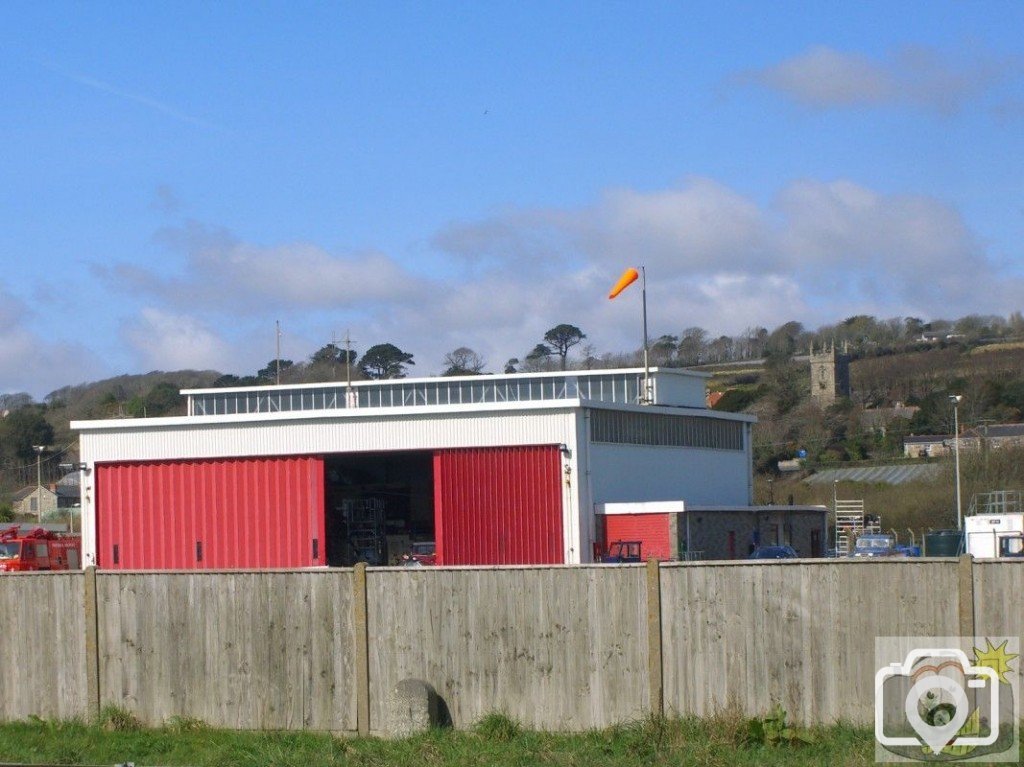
950,395,963,531
32,445,47,525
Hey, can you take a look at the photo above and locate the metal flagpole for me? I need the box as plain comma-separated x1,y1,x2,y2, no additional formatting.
641,266,651,404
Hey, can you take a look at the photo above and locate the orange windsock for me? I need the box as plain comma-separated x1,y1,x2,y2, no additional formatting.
608,267,639,299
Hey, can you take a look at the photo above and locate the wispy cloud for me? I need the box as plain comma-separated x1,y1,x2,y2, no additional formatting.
41,60,226,131
96,220,429,314
737,44,1019,115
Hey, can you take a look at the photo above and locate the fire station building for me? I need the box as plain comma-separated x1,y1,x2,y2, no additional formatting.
72,368,755,569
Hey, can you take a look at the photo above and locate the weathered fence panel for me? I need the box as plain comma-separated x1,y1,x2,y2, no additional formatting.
0,573,86,721
660,560,961,725
366,565,649,732
2,560,1020,732
973,560,1024,640
96,570,356,730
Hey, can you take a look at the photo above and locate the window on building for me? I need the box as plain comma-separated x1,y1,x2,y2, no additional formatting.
590,410,744,450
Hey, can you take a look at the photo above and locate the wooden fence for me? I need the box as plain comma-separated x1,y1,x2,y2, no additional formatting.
0,558,1019,733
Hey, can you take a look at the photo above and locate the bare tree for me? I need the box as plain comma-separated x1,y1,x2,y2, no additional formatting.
442,347,486,376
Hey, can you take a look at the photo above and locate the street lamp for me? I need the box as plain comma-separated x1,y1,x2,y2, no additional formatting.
32,445,48,525
949,395,963,531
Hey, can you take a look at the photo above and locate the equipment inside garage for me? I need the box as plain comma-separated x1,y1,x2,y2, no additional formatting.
324,451,433,566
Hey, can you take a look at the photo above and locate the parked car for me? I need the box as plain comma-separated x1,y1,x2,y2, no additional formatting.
399,541,437,567
850,533,908,558
748,545,798,560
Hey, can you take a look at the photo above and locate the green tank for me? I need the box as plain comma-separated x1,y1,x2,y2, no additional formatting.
923,529,964,557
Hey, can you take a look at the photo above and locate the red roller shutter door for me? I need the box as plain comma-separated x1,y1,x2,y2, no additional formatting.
602,513,672,560
433,445,563,565
95,456,324,569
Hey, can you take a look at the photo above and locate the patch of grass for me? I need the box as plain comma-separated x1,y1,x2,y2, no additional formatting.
473,712,521,742
0,713,884,767
971,341,1024,354
165,714,208,734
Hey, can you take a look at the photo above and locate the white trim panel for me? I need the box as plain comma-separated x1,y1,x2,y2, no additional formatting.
596,501,686,515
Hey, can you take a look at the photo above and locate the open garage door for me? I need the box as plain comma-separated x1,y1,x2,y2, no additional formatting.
433,445,563,565
323,451,434,567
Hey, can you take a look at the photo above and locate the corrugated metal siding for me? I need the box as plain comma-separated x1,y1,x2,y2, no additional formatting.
96,456,324,569
433,446,563,565
602,513,672,559
78,410,578,464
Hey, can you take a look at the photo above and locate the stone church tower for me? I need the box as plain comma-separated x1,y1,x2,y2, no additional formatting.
809,343,850,406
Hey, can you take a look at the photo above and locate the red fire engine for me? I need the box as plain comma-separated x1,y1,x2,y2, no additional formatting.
0,525,82,572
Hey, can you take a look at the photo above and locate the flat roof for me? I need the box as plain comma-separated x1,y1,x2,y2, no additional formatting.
180,366,711,396
73,367,756,433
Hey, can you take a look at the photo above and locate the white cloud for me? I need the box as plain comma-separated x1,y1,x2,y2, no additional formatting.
121,308,233,372
0,285,105,397
746,46,892,107
103,221,430,313
89,177,1022,381
740,44,1018,113
427,177,1020,354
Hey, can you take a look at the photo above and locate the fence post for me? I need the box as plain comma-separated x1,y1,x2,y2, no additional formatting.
83,566,101,720
646,557,663,717
957,554,975,639
353,563,371,736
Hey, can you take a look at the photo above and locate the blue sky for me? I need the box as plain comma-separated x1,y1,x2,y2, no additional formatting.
2,2,1023,397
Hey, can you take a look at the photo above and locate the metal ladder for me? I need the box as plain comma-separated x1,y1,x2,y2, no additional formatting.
834,499,867,557
343,498,387,565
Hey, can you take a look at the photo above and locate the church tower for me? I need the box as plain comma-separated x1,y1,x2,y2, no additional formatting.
809,343,850,406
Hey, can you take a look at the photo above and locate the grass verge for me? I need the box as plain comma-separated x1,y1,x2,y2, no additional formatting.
0,711,877,767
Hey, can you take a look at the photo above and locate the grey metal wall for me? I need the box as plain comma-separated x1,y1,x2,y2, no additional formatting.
0,559,1019,732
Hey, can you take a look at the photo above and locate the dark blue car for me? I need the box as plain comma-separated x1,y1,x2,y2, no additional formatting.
749,545,798,560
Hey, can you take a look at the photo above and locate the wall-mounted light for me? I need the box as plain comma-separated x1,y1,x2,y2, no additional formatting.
59,462,91,474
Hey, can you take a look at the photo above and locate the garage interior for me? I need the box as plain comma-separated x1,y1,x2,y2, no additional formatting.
324,451,435,566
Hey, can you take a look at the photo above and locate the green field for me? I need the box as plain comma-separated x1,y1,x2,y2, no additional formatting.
0,711,881,767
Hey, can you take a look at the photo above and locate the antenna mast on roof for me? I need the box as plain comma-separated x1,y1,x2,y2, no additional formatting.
344,330,357,408
275,320,282,386
345,330,353,389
